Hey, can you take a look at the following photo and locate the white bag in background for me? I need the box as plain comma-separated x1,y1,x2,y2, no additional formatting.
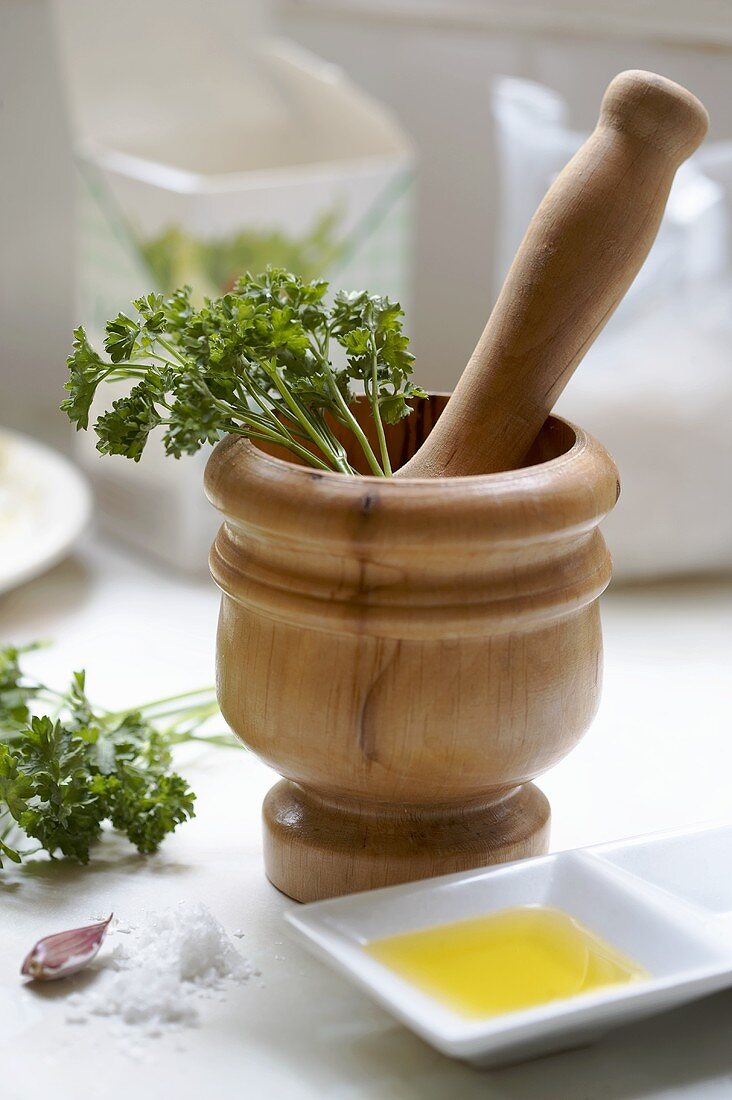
493,78,732,581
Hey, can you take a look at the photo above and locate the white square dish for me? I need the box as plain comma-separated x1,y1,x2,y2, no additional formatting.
285,845,732,1067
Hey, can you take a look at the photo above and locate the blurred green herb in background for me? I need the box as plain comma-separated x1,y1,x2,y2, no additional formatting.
141,209,345,299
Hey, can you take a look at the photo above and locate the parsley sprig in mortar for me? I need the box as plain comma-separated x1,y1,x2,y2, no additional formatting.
62,269,425,476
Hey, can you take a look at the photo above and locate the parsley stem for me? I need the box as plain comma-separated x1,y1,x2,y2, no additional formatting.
237,371,357,473
149,701,220,724
327,372,384,476
156,335,189,368
318,419,359,476
236,375,311,451
104,686,216,720
107,368,150,381
238,425,333,471
265,368,352,474
369,344,392,476
167,731,237,748
193,375,338,471
313,334,384,476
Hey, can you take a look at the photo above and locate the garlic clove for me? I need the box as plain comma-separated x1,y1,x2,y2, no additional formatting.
21,914,113,982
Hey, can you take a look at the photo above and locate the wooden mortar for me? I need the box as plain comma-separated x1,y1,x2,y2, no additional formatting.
205,395,619,902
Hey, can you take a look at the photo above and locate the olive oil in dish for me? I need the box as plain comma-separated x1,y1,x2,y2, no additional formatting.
365,905,648,1018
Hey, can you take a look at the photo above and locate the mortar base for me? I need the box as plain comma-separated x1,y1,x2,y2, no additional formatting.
262,780,550,902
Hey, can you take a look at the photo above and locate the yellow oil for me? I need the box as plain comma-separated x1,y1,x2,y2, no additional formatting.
365,905,648,1018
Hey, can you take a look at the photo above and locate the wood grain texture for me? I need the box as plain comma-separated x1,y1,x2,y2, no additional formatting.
397,70,708,479
205,396,619,901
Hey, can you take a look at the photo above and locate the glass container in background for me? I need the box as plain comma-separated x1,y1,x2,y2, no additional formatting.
53,0,415,571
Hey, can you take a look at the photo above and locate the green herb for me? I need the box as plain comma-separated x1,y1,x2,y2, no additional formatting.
0,644,231,868
61,269,425,476
141,209,345,297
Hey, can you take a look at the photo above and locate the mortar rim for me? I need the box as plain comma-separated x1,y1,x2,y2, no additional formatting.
205,407,619,541
209,411,589,491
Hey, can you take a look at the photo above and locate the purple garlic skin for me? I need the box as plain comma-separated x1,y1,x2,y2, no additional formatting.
21,915,113,982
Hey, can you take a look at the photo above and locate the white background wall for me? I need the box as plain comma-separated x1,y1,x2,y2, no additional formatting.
0,0,74,447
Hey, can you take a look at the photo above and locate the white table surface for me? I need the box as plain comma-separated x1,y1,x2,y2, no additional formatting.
2,536,732,1099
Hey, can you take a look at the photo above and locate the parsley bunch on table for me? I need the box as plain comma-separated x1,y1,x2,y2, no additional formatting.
62,269,425,477
0,645,231,869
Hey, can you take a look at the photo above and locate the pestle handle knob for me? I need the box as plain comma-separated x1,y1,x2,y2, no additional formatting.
397,71,709,478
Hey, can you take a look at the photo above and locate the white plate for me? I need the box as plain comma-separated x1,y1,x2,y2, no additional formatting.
286,824,732,1067
0,429,93,595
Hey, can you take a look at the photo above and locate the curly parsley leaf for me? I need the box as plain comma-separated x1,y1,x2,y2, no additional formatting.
95,380,168,461
61,327,112,431
15,716,104,864
0,745,33,822
98,772,196,856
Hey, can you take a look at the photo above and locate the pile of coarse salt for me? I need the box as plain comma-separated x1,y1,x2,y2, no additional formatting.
66,902,257,1041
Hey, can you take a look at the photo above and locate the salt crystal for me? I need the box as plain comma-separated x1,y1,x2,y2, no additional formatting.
65,903,254,1043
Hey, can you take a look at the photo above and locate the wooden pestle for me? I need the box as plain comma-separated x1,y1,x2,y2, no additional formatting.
397,71,709,478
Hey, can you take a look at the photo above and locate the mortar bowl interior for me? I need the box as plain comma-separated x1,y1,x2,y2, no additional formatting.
255,392,579,477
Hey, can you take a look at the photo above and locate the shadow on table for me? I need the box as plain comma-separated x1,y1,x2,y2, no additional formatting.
23,966,103,1002
0,553,95,633
243,967,732,1100
0,834,193,906
482,989,732,1099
